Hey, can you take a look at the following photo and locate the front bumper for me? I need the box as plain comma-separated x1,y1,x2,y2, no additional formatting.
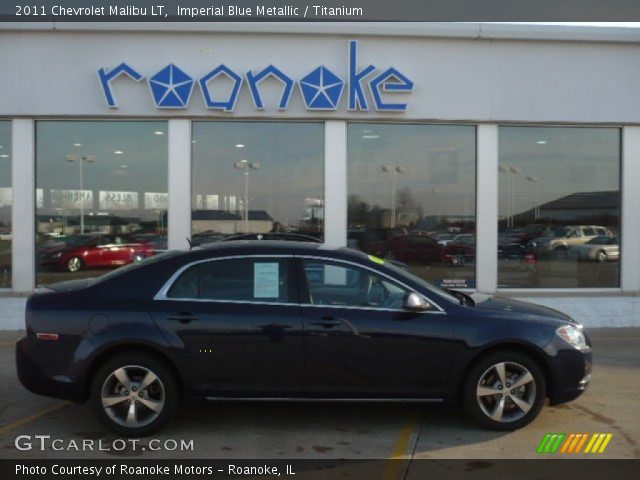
16,336,87,403
548,346,593,405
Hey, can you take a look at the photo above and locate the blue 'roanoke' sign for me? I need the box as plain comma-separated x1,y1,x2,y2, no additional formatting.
98,41,413,112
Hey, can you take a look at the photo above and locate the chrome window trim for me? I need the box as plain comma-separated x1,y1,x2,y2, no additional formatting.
153,253,447,314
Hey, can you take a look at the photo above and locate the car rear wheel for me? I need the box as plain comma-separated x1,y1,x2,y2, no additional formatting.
66,257,83,272
463,350,546,430
91,352,178,436
596,250,607,263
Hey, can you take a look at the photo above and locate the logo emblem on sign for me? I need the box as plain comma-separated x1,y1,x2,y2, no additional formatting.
299,66,345,110
148,64,195,108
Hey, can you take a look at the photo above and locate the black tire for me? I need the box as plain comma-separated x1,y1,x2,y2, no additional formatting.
462,350,546,431
91,352,179,437
596,250,607,263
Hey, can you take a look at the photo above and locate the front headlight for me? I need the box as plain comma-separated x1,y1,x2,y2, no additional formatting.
53,252,63,259
556,325,587,350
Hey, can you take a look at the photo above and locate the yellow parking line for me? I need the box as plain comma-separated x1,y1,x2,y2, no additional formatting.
382,414,420,480
0,342,17,347
0,401,70,437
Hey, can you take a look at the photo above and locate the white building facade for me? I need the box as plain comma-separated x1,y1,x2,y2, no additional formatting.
1,22,640,328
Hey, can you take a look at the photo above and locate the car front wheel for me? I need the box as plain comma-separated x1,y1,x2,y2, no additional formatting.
463,350,546,430
66,257,83,272
91,352,179,436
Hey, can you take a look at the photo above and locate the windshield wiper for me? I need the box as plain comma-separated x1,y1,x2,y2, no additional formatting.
444,288,476,307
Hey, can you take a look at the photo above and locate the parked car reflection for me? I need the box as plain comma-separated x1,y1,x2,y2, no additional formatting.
38,234,155,272
570,236,619,262
529,225,615,257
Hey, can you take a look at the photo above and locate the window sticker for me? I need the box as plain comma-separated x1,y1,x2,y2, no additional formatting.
254,263,280,298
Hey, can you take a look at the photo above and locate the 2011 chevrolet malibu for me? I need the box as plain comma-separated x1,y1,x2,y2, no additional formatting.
16,241,592,436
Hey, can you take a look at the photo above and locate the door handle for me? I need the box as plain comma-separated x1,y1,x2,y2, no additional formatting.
166,313,198,323
310,317,342,328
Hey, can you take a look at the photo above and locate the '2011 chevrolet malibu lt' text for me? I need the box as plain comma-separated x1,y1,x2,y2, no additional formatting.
17,241,592,436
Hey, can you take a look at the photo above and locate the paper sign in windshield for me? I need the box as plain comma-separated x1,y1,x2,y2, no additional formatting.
254,263,280,298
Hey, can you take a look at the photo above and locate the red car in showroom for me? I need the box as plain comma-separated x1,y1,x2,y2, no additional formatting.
39,234,155,272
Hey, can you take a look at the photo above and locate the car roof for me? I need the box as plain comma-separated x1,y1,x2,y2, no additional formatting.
183,240,384,264
197,239,322,251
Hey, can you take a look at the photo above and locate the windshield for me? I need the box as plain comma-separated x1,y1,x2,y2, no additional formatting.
49,235,97,248
378,256,460,304
551,227,569,238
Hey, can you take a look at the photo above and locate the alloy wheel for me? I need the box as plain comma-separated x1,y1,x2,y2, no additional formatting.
101,365,165,428
476,361,536,423
67,257,82,272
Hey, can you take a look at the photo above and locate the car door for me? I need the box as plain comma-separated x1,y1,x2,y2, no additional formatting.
298,257,454,398
150,256,304,396
81,237,106,267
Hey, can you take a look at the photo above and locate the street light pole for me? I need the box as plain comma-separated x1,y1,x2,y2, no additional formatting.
527,176,541,220
509,166,522,228
432,187,441,225
234,159,260,233
382,165,406,228
66,154,95,234
498,166,511,228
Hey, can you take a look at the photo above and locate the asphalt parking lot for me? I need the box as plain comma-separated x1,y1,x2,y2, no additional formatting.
0,328,638,464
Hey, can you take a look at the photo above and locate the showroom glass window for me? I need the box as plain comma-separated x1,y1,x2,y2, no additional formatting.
347,124,477,288
35,121,168,286
191,122,324,244
498,127,621,288
0,121,11,288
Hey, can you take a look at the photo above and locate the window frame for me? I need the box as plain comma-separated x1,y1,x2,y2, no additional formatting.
295,255,445,313
154,253,446,313
157,254,299,305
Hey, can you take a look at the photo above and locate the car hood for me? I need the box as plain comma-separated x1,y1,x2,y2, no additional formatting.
469,293,575,324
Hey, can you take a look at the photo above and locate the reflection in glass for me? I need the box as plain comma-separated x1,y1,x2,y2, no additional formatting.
36,121,168,286
191,122,324,245
347,124,476,288
498,127,621,288
0,121,11,288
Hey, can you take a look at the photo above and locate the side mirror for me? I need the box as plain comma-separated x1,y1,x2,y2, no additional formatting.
403,292,431,312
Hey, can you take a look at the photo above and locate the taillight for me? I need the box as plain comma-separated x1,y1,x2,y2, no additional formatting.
523,253,537,264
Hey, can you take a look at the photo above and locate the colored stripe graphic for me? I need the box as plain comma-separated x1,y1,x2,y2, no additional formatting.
574,433,589,453
560,433,575,453
538,433,613,454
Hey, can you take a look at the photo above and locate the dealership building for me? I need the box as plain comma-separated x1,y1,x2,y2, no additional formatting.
0,22,639,328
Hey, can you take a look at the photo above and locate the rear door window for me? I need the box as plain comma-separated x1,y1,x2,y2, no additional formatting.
167,257,292,303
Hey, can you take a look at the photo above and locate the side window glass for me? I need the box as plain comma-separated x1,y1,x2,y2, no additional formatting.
302,260,409,309
167,265,199,299
199,258,290,303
